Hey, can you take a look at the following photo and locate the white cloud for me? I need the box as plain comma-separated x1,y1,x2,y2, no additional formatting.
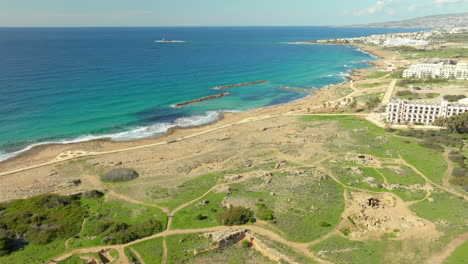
433,0,468,4
344,0,398,16
433,0,461,3
407,4,418,12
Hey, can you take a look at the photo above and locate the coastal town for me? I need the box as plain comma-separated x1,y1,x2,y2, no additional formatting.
0,12,467,264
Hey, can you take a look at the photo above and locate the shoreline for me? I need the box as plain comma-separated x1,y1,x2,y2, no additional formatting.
0,44,388,173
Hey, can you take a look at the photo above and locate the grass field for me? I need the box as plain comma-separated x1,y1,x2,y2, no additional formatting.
357,92,384,104
0,239,66,264
171,191,226,229
152,173,221,210
359,82,384,88
410,190,468,240
365,71,389,79
400,48,468,59
128,237,164,264
443,241,468,264
67,196,167,249
165,233,213,263
57,255,87,264
377,165,426,186
166,233,276,264
231,171,345,243
309,234,441,264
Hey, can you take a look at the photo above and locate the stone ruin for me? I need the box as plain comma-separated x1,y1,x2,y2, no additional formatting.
202,228,246,249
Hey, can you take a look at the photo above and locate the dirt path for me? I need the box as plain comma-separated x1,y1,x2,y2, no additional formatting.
442,150,455,190
130,248,145,264
161,238,167,264
64,218,87,249
426,232,468,264
395,156,467,200
382,79,398,104
375,169,389,185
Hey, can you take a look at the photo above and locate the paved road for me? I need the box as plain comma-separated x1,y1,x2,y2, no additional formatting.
382,79,398,104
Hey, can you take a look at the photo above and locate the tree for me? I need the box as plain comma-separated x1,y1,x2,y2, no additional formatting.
349,99,357,109
218,207,254,226
365,97,381,110
434,112,468,134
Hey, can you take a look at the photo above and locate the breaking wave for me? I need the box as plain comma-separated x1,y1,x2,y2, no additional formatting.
0,110,238,162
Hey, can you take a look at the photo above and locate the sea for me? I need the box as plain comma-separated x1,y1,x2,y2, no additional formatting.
0,27,422,161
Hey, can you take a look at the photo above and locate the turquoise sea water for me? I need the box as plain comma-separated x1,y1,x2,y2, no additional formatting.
0,27,420,160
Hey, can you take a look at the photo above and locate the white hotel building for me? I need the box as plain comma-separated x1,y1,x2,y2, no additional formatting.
386,100,468,125
403,62,468,80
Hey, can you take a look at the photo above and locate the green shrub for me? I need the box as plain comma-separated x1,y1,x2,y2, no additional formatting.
241,240,251,248
319,221,331,227
0,235,12,256
100,219,163,245
452,167,466,178
340,229,351,236
82,190,105,199
127,219,163,239
195,214,204,220
396,90,415,96
257,209,274,221
450,176,468,186
101,168,139,182
92,220,115,236
218,207,254,226
448,152,465,165
365,97,381,110
418,140,444,152
443,95,466,102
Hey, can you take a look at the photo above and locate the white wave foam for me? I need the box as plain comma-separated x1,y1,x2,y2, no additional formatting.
154,40,186,43
0,110,237,162
355,48,378,59
338,72,350,77
319,74,334,79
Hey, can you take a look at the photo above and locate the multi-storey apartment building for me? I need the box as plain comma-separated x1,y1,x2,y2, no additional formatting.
386,100,468,125
403,62,468,80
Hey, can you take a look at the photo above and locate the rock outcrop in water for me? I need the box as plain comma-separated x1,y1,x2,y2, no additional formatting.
172,93,231,108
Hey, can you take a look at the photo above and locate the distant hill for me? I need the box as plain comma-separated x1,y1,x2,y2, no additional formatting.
339,13,468,28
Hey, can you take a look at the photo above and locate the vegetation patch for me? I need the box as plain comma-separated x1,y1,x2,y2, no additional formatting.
68,197,167,249
359,82,382,88
101,168,139,182
443,241,468,264
218,206,255,226
365,71,388,79
434,112,468,134
230,172,345,243
443,94,466,102
396,90,416,99
152,173,220,210
128,237,163,264
124,247,141,264
410,190,468,239
0,194,87,257
171,191,226,229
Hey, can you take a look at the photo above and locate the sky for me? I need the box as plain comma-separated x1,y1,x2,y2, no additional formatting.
0,0,467,27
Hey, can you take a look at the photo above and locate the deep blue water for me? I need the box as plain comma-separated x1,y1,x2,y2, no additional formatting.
0,27,421,160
